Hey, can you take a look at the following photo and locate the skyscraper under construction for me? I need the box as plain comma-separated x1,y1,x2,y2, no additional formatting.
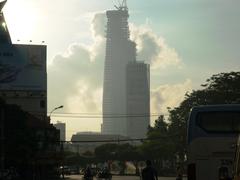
102,1,150,138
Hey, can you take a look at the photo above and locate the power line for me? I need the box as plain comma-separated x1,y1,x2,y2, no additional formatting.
50,112,166,118
52,112,162,115
42,135,180,144
50,114,160,119
28,112,166,119
27,111,169,117
69,137,169,143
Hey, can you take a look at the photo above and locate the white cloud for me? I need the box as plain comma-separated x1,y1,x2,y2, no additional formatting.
66,80,103,113
130,24,182,69
48,11,184,131
48,13,106,113
75,12,182,70
91,12,106,38
151,79,193,115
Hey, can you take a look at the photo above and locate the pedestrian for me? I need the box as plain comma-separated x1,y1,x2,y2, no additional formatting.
176,166,182,180
60,166,65,179
141,160,158,180
83,166,93,180
219,166,231,180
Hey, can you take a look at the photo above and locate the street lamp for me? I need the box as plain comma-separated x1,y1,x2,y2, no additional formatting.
49,105,65,177
49,105,63,120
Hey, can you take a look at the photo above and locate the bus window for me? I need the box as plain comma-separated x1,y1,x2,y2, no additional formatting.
197,112,240,133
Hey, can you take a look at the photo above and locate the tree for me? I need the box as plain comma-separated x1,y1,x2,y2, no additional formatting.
94,143,142,175
140,115,175,175
116,143,142,175
139,71,240,175
168,71,240,163
94,143,119,162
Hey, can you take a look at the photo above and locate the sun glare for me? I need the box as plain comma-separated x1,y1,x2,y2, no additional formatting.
2,22,6,30
3,0,38,42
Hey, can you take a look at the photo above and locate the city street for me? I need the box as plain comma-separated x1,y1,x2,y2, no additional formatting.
66,175,187,180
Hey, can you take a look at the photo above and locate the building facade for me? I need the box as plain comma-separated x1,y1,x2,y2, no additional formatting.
0,2,60,178
102,2,150,138
0,1,47,121
70,132,128,154
126,62,150,138
53,121,66,141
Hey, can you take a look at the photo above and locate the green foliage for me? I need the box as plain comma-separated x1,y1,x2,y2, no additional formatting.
94,143,142,175
140,115,175,160
64,151,92,166
63,71,240,174
95,143,119,161
168,71,240,161
142,71,240,165
94,143,141,162
117,143,142,161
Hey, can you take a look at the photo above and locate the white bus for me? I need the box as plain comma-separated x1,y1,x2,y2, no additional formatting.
187,104,240,180
233,135,240,180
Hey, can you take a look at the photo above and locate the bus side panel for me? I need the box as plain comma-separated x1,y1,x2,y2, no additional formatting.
188,137,236,180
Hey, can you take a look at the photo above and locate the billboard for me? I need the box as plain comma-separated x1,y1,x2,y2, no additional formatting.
0,44,46,91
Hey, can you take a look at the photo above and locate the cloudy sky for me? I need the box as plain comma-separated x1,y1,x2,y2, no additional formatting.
3,0,240,139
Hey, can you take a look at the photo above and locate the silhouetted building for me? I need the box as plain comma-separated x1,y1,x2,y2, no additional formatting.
0,0,47,121
71,132,128,154
102,2,150,138
0,2,60,179
126,62,150,138
54,121,66,141
0,100,60,180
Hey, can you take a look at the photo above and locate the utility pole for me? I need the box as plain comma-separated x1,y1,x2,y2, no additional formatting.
0,106,5,174
60,141,65,179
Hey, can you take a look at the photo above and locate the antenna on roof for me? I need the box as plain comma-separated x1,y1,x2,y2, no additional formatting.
123,0,127,8
114,0,128,11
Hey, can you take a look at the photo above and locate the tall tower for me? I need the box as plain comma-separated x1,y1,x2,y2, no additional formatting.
102,1,150,138
102,2,135,136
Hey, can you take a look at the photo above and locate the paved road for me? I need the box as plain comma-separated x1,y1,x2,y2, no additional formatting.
66,175,186,180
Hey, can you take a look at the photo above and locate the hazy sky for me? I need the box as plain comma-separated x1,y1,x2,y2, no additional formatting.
3,0,240,139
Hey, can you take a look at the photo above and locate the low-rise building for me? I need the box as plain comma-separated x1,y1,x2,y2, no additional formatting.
53,121,66,141
70,132,129,154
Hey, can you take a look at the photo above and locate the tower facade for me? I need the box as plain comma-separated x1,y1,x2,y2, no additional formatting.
126,62,150,138
102,3,150,138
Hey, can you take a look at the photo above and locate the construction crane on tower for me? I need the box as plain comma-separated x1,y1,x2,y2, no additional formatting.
114,0,128,11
